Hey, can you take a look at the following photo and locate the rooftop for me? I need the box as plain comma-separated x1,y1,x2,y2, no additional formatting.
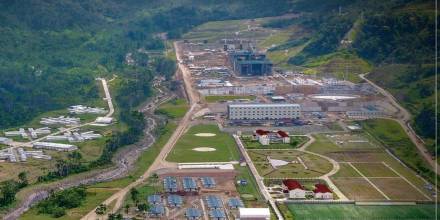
229,103,299,108
283,179,304,191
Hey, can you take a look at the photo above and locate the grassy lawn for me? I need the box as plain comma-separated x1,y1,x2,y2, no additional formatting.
248,150,333,178
287,204,436,220
166,124,240,163
19,187,119,220
360,119,435,183
241,136,308,149
258,31,291,49
332,163,361,178
204,95,255,103
122,180,163,208
302,51,372,83
235,165,266,207
352,163,398,177
155,98,188,118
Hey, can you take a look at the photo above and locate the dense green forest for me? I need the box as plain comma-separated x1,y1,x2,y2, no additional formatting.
0,0,293,129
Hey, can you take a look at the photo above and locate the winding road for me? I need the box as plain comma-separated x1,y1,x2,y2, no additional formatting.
3,78,169,220
359,73,437,173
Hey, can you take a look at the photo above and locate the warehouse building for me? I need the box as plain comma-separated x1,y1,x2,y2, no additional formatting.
33,142,78,152
239,208,270,220
228,104,301,120
229,50,272,76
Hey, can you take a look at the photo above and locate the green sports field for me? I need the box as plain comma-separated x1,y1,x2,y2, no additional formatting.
287,204,437,220
166,124,240,162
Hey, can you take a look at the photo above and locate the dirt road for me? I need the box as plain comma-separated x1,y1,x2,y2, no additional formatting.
3,79,168,220
360,73,437,173
81,41,200,220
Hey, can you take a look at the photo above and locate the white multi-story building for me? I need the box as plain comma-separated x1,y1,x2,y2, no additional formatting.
228,103,300,120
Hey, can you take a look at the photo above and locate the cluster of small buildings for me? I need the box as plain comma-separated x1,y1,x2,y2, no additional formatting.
253,129,290,145
228,103,301,120
164,176,217,193
46,131,101,143
68,105,107,114
40,116,80,126
4,127,51,139
158,176,257,219
282,179,333,200
0,148,51,162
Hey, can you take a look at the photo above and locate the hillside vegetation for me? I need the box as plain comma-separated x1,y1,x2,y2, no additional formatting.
261,0,436,155
0,0,293,129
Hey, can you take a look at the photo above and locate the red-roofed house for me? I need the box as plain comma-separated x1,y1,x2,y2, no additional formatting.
253,129,290,146
282,179,307,199
313,184,333,200
276,131,290,143
254,129,270,145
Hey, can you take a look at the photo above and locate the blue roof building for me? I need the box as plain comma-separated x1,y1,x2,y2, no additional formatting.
183,177,198,192
167,194,183,207
201,177,216,188
185,208,202,220
147,195,162,205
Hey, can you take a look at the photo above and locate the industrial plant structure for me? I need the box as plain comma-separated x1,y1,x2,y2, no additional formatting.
228,50,272,76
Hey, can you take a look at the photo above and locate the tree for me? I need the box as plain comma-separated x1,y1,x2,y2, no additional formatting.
130,188,139,205
95,204,107,216
0,180,18,207
124,204,130,214
137,203,150,213
18,172,28,188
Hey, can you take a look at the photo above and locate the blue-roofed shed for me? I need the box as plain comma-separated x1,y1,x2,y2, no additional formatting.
168,194,183,207
164,176,178,192
209,209,226,220
183,177,198,192
149,205,165,217
228,198,243,209
205,195,222,209
201,177,216,188
185,208,202,220
148,195,162,205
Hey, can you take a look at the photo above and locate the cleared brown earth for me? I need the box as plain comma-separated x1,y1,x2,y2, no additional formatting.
352,163,398,177
332,178,386,201
370,178,430,201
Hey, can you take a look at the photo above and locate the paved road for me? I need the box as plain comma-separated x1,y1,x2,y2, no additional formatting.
298,134,348,201
360,73,437,173
81,41,201,220
233,134,285,220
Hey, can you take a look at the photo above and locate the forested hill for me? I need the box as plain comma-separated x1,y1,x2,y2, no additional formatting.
0,0,292,128
263,0,437,155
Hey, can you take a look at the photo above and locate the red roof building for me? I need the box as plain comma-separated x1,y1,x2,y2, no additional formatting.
277,130,289,138
255,129,270,136
313,184,332,193
282,179,304,191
